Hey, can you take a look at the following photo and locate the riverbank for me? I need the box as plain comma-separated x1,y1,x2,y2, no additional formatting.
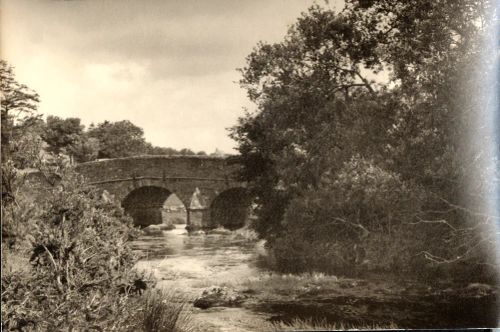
192,272,498,329
132,227,498,331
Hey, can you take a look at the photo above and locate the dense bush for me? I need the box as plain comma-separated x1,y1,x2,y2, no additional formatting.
1,162,147,331
268,156,497,281
269,157,423,275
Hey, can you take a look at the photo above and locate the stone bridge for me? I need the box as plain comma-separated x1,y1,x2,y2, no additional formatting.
75,155,250,230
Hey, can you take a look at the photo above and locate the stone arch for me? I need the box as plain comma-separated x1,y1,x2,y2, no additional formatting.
209,187,251,230
122,186,186,227
119,179,195,208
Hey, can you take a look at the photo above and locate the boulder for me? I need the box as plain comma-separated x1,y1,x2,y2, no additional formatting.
208,227,232,235
157,223,175,231
142,224,163,235
189,230,206,236
193,286,246,309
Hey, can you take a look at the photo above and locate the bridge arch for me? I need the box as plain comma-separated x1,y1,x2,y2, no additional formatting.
122,186,186,227
209,187,251,230
74,155,247,229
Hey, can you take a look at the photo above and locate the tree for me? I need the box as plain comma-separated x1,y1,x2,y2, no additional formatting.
230,4,386,240
1,61,42,207
1,60,40,164
178,148,195,156
146,145,179,156
231,1,497,276
67,135,100,163
0,63,150,330
42,116,84,158
88,120,149,159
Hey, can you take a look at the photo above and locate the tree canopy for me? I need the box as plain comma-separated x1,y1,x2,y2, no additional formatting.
231,0,498,277
87,120,149,159
1,60,40,164
42,116,84,155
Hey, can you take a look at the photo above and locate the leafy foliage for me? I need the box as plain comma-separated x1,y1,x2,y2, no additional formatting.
67,135,101,163
270,156,423,274
231,1,498,279
42,115,84,156
1,161,147,331
84,120,205,159
87,120,149,159
1,60,40,165
1,61,175,331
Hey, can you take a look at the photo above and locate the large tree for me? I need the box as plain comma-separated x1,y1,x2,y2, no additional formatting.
231,0,497,275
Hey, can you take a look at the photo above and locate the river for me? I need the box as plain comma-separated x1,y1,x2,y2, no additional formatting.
131,225,273,331
131,225,498,331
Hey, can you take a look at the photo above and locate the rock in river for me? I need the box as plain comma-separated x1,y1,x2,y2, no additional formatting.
142,224,163,235
208,227,232,235
194,286,246,309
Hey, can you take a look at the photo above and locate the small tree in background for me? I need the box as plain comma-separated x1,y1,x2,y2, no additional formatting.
67,135,100,163
88,120,149,158
42,115,84,158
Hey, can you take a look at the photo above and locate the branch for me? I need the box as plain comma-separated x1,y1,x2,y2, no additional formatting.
407,217,457,231
42,244,58,270
329,65,376,95
353,69,376,95
42,245,64,293
435,194,500,220
415,236,492,265
331,217,370,238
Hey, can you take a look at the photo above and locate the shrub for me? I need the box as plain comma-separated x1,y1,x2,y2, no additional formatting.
268,155,498,281
128,290,198,332
269,156,424,275
1,163,145,331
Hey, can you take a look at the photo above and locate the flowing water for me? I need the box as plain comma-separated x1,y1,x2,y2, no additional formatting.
132,226,272,331
131,225,498,331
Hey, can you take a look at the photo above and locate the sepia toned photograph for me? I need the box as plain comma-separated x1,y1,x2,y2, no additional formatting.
1,0,499,331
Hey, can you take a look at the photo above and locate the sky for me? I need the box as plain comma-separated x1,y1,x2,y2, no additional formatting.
1,0,343,154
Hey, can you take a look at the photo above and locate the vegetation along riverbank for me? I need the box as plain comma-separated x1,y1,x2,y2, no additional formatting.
2,0,499,330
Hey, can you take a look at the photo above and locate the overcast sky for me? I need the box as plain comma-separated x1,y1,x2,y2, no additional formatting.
1,0,343,154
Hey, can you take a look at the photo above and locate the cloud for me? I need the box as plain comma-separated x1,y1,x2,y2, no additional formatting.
1,0,342,152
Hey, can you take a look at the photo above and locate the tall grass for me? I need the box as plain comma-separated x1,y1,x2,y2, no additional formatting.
131,290,200,332
267,318,397,331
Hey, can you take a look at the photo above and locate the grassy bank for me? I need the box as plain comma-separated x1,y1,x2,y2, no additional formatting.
266,318,397,331
191,270,498,329
127,290,201,332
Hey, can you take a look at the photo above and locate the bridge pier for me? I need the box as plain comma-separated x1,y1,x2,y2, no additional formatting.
186,208,191,228
185,207,208,231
